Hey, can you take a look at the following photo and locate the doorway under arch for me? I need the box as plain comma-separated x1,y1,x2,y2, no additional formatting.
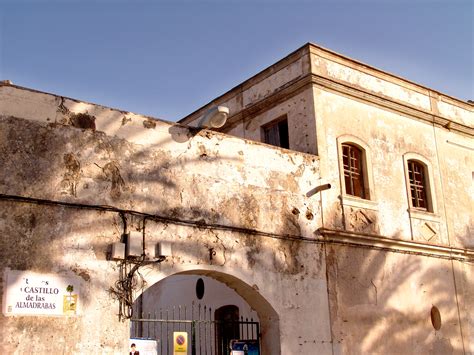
130,269,280,355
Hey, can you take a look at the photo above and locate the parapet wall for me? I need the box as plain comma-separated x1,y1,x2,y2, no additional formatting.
0,83,321,229
0,84,331,354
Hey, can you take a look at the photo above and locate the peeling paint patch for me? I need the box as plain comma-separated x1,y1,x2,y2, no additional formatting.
143,119,157,129
291,207,300,215
121,116,132,126
101,162,125,199
72,267,91,281
346,208,378,234
197,144,210,159
69,112,96,130
273,239,302,275
60,153,81,197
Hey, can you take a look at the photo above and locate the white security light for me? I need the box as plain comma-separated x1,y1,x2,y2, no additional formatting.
198,106,230,128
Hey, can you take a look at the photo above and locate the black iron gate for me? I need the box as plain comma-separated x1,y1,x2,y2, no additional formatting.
130,303,260,355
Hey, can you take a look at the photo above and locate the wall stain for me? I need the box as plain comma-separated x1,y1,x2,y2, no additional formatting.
101,162,125,199
143,119,156,129
346,208,379,234
121,116,132,126
70,112,96,130
72,267,91,282
60,153,81,197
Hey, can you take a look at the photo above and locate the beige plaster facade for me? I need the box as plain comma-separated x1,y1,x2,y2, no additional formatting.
0,83,329,354
0,43,473,354
181,43,474,354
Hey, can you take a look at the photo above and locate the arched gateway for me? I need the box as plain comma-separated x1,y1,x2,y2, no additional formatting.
130,269,281,355
0,83,334,355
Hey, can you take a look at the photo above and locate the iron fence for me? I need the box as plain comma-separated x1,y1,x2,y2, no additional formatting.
130,303,260,355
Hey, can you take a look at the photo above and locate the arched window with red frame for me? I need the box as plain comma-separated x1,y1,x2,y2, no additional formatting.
342,143,366,199
407,160,428,210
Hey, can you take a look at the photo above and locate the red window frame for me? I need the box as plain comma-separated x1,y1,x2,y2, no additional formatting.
342,144,366,199
407,160,428,210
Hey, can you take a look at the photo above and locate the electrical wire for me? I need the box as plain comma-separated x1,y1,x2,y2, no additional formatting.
0,193,472,263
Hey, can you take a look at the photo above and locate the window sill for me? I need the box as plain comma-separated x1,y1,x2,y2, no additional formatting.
408,208,441,222
341,195,379,211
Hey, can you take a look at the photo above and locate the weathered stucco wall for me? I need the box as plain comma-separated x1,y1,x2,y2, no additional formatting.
180,46,311,128
228,88,318,155
1,41,473,355
325,244,467,354
181,43,473,250
0,85,332,354
433,127,474,249
311,50,432,111
454,260,474,354
177,43,473,354
311,85,473,354
0,203,128,354
309,46,473,129
313,86,448,242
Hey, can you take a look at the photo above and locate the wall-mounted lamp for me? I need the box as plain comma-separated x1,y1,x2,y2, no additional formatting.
306,183,331,198
198,106,230,128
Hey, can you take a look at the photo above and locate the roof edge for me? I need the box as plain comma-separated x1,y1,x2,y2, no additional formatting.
306,42,472,108
179,42,472,124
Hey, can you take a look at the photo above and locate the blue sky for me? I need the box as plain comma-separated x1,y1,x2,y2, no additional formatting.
0,0,472,121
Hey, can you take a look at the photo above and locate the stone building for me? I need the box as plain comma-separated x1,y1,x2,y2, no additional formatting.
0,43,473,354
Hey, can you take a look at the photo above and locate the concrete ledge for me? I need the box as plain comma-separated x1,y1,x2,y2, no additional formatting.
310,74,474,137
209,72,472,137
317,228,474,262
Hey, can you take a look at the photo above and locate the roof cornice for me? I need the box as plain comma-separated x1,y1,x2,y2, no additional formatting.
318,228,474,262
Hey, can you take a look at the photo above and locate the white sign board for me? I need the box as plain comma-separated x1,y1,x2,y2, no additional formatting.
129,339,158,355
2,268,81,316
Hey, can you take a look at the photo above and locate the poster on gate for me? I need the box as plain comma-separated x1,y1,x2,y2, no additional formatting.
230,340,260,355
129,339,158,355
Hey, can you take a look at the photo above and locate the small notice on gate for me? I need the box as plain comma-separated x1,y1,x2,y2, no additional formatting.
173,331,188,353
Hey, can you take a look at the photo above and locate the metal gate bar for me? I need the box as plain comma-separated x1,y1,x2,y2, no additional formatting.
131,307,260,355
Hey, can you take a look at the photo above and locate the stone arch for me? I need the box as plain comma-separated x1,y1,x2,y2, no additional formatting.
136,267,281,354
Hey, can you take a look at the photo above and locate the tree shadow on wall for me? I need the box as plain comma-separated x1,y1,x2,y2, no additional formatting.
0,112,305,353
323,224,473,355
0,112,472,355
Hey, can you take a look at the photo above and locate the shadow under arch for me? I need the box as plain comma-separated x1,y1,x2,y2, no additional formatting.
136,268,281,355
